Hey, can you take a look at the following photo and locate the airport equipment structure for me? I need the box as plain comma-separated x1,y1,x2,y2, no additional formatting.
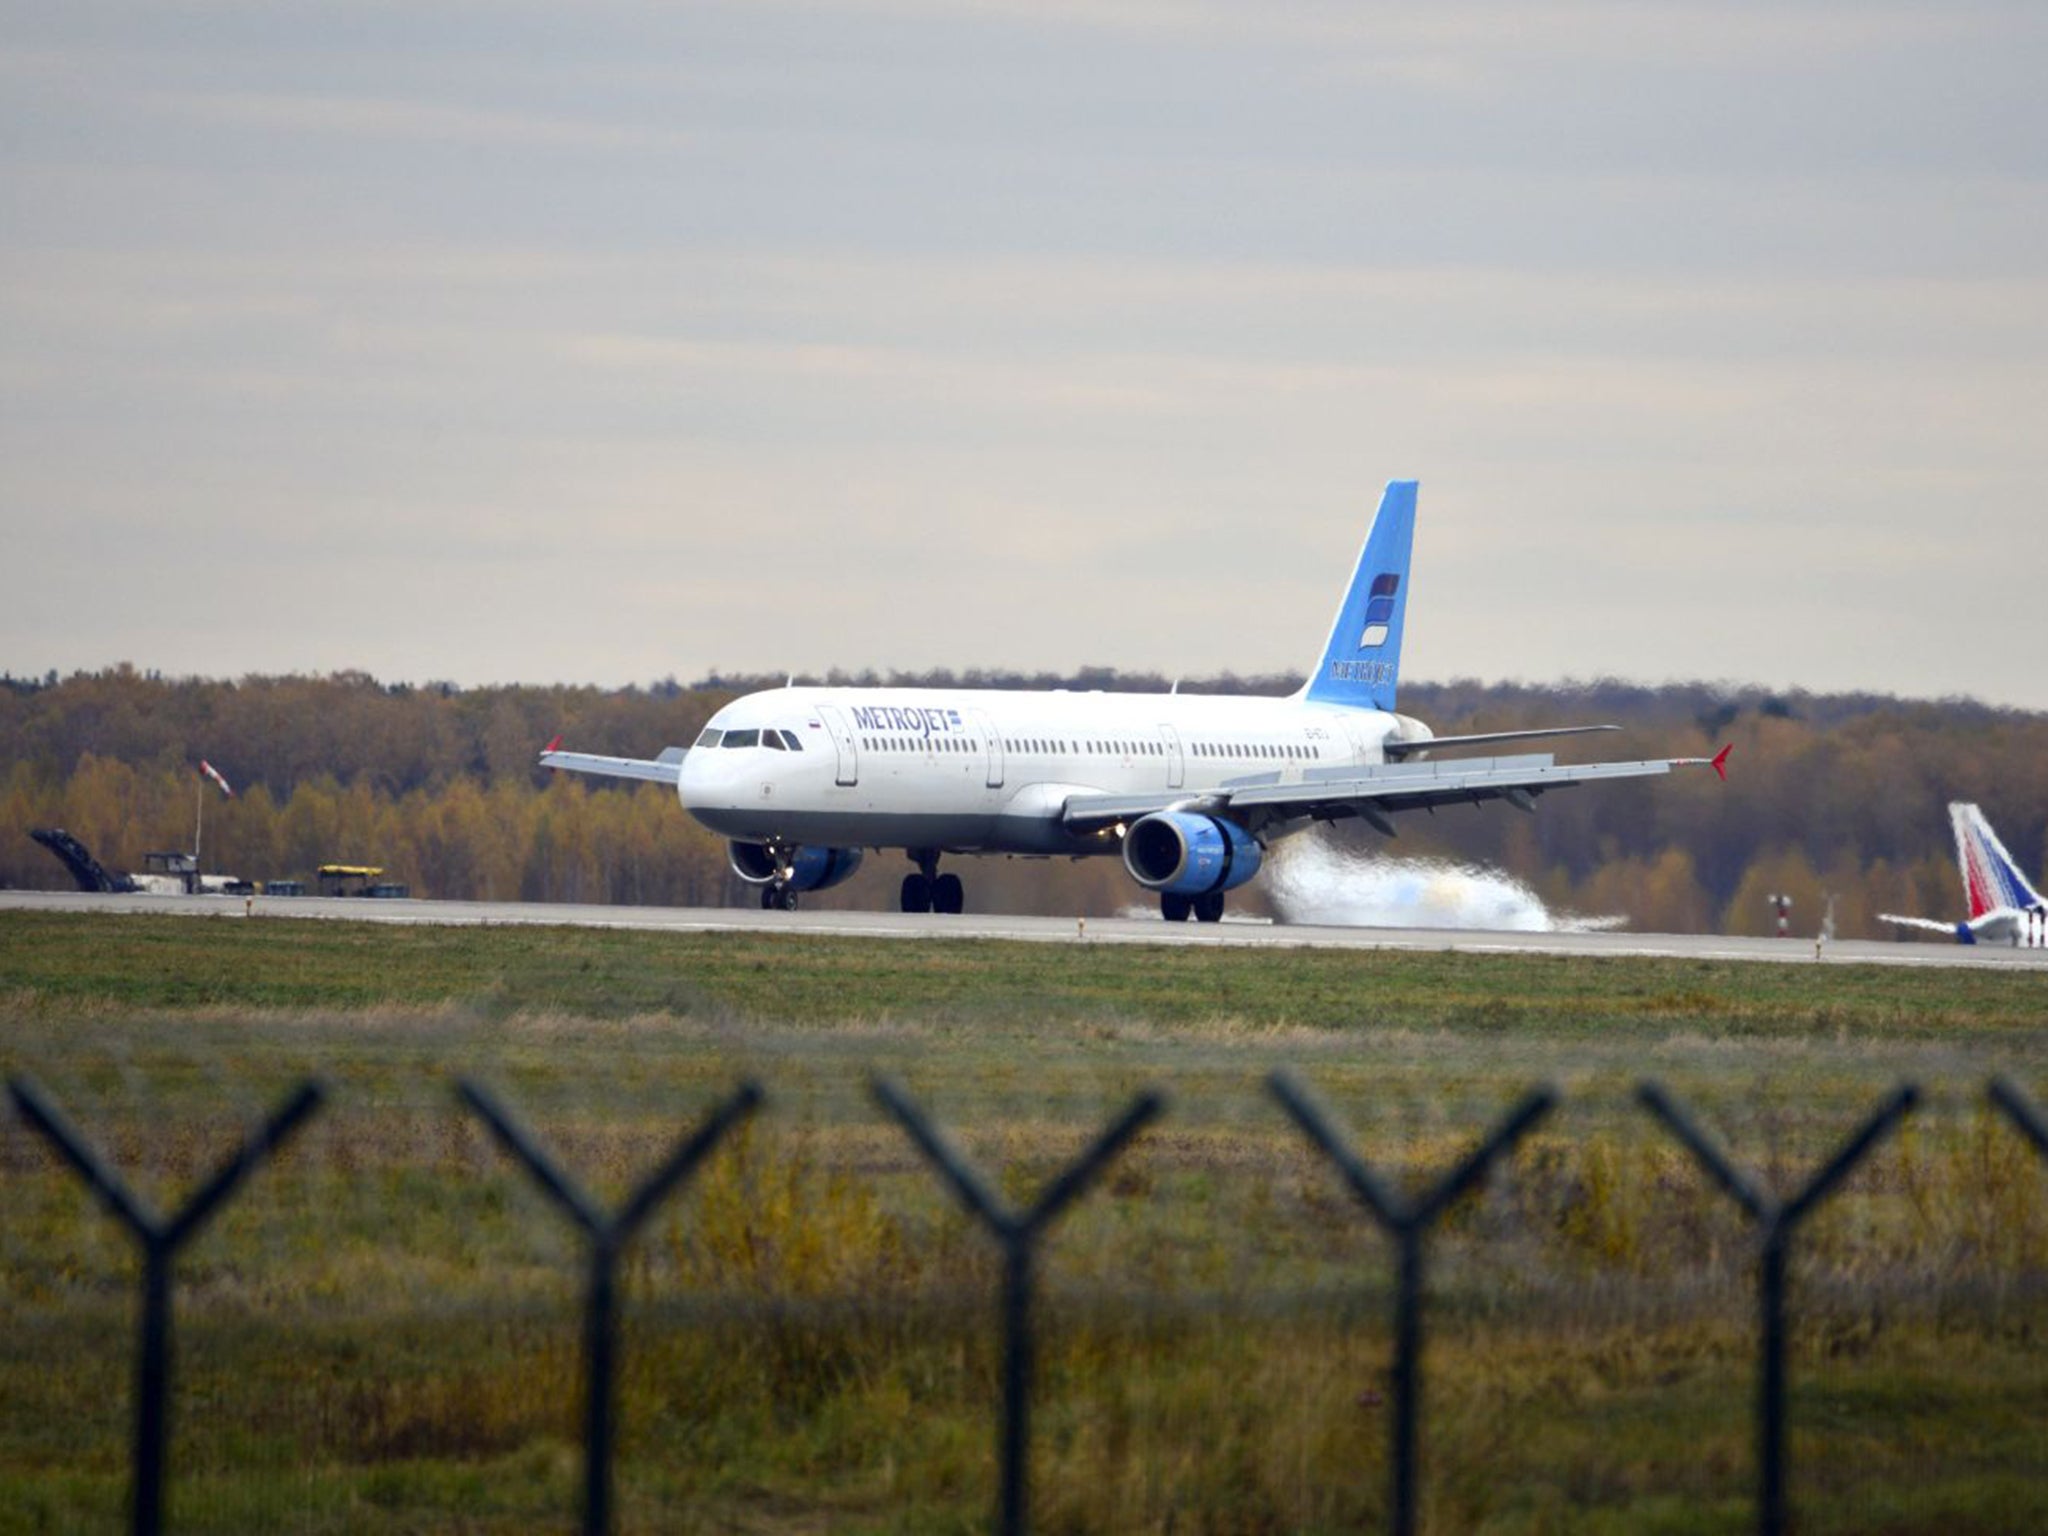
27,828,141,894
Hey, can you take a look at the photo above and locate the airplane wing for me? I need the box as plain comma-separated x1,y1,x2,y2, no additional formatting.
1381,724,1620,760
539,741,688,786
1876,913,1961,938
1061,746,1730,837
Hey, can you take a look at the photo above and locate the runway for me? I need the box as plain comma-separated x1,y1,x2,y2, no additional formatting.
5,888,2045,971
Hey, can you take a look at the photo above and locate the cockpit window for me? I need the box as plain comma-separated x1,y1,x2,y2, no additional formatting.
763,730,786,750
722,728,760,748
695,728,723,749
780,730,803,751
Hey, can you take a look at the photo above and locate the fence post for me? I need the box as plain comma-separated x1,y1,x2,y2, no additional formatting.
456,1078,763,1536
6,1074,325,1536
872,1076,1163,1536
1268,1072,1556,1536
1988,1076,2048,1158
1636,1081,1917,1536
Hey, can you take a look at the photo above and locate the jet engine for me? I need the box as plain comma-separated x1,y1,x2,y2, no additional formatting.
1121,811,1263,897
728,841,865,892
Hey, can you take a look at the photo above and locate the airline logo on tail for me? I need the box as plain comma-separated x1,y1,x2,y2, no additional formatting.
1359,573,1400,647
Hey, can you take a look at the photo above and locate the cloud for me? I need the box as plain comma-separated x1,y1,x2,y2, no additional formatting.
156,89,695,153
2,4,2045,701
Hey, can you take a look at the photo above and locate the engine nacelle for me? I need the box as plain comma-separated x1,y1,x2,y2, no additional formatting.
1389,713,1434,755
1121,811,1263,897
728,841,864,892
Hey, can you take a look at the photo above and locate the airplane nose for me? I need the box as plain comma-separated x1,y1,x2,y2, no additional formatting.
679,747,716,798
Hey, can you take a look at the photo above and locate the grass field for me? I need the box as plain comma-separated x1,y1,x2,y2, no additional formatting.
1,909,2045,1533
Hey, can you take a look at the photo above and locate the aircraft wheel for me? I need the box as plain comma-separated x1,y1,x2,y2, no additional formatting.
759,886,778,910
1194,890,1225,923
900,873,932,913
1160,892,1193,923
932,873,964,914
775,886,800,912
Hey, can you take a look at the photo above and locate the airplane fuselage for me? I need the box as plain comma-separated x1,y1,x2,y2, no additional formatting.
682,686,1416,857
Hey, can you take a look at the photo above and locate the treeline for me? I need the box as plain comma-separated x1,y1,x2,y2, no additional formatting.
4,667,2044,936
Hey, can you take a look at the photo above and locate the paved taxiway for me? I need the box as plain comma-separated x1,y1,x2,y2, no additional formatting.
4,889,2045,971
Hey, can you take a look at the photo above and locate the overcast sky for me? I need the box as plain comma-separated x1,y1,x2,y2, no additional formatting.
5,2,2046,707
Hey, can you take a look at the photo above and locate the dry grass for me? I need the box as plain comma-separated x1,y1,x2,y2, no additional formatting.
1,914,2045,1531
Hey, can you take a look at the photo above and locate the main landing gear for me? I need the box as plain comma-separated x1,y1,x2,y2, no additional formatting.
760,884,800,911
1161,890,1225,923
900,851,964,914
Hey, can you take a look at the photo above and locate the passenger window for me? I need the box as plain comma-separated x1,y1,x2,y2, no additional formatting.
695,728,723,749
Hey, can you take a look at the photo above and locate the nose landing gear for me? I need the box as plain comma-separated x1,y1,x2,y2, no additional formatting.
753,843,804,911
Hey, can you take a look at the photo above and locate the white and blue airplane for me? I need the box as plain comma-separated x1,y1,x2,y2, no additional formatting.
1879,802,2047,946
543,481,1728,920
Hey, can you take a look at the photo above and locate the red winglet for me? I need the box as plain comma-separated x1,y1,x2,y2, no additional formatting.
543,733,563,754
1710,744,1731,781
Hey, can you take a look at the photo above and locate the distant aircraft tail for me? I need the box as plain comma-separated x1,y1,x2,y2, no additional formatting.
1950,802,2043,918
1302,480,1418,712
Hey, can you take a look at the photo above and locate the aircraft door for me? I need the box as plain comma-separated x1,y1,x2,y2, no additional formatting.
815,705,859,786
969,709,1004,788
1158,724,1184,789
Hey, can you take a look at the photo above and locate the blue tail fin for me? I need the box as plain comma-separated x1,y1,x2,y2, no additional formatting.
1303,480,1418,711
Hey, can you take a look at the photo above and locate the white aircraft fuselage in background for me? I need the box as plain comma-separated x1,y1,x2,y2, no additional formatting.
545,481,1724,920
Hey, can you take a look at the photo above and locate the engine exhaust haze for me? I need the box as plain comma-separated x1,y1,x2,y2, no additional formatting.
1266,836,1622,933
